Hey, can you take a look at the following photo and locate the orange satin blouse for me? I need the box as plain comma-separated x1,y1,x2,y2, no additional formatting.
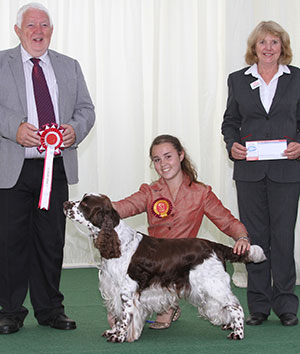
113,175,248,240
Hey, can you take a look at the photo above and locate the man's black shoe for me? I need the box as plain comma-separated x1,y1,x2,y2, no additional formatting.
0,317,23,334
280,313,298,326
246,313,268,325
38,314,76,330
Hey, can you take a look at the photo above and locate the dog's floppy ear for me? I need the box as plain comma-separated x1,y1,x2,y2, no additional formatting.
110,207,120,227
88,196,120,229
101,196,120,227
93,214,121,259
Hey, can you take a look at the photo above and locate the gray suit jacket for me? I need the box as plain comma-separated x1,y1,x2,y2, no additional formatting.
222,65,300,183
0,45,95,188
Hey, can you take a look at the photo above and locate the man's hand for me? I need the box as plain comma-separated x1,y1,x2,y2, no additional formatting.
16,122,40,147
61,124,76,148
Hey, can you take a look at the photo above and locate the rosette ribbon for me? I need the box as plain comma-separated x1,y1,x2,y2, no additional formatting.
37,123,65,210
151,198,172,218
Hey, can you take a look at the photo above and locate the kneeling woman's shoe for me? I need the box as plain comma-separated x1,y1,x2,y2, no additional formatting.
172,306,181,322
149,306,181,330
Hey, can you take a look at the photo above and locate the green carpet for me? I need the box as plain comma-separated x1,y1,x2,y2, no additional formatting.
1,267,300,354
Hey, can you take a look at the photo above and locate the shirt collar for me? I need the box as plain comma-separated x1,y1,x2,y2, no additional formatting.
20,45,50,65
244,63,290,78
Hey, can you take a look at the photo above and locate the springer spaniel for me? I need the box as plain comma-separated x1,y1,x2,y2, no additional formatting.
63,193,266,342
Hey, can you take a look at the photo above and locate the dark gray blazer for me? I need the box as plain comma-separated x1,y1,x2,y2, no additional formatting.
0,45,95,188
222,65,300,183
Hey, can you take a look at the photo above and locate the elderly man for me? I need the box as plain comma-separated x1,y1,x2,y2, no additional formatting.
0,2,95,334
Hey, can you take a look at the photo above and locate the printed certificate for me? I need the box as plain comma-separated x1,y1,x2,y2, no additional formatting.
246,139,287,161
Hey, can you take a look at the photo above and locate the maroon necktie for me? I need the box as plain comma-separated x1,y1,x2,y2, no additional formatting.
31,58,56,128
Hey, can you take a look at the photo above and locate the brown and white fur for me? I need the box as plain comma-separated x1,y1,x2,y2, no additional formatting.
63,193,266,342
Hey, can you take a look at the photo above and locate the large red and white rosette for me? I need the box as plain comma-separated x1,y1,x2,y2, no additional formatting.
37,123,65,210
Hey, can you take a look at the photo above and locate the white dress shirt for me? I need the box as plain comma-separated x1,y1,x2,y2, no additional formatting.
245,63,290,114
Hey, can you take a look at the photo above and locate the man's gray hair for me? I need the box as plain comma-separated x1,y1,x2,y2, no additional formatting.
16,2,53,28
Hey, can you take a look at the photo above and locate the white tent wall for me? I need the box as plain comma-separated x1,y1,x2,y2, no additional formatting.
1,0,300,285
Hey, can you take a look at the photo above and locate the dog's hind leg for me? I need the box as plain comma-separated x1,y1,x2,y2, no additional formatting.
221,303,244,340
189,260,245,340
197,295,244,340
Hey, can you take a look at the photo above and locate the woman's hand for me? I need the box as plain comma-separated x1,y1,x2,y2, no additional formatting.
231,142,247,160
233,236,251,255
284,142,300,160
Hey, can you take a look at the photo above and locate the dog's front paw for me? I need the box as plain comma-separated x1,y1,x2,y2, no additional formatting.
102,329,126,343
102,329,115,338
227,331,243,340
221,324,233,331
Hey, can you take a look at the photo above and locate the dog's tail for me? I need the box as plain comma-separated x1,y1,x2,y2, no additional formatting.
215,244,266,264
247,245,267,263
